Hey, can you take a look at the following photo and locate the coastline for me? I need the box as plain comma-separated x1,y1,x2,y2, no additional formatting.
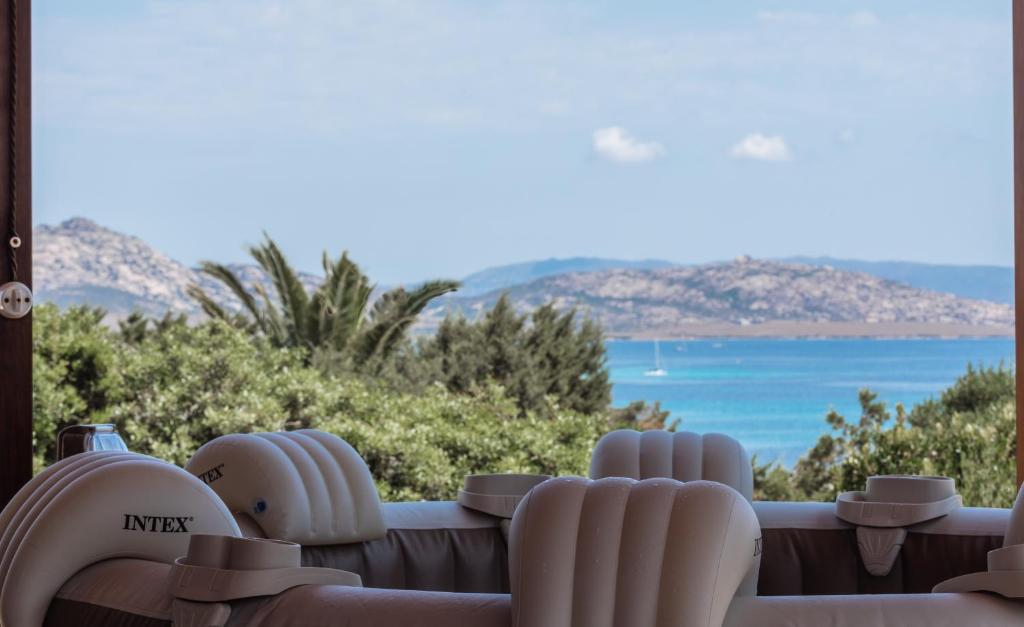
607,321,1014,340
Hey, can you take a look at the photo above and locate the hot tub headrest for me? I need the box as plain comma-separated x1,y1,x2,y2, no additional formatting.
0,451,240,627
836,475,962,577
510,477,761,627
169,534,361,603
186,429,386,545
589,430,754,501
836,475,962,528
458,473,551,518
933,482,1024,598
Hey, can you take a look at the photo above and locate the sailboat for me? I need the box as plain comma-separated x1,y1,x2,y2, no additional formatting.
644,339,668,377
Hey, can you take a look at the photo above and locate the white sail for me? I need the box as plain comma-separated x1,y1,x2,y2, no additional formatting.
644,339,668,377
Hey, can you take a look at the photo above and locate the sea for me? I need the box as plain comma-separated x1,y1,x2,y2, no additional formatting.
606,338,1015,467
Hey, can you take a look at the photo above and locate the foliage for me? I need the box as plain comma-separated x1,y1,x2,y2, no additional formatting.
32,304,624,498
309,382,616,501
412,295,613,416
187,236,458,372
32,305,120,470
34,304,1016,507
754,365,1017,508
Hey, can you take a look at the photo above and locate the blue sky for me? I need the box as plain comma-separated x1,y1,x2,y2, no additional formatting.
33,1,1012,284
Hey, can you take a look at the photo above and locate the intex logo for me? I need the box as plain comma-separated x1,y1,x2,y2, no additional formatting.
122,514,194,533
196,463,225,485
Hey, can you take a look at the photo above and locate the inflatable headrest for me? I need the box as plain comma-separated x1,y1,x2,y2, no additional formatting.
458,473,551,518
589,430,754,501
933,482,1024,598
837,475,962,577
186,429,386,546
169,534,361,602
510,477,761,627
0,452,239,627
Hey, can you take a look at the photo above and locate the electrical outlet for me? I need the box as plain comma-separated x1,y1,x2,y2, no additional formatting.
0,281,32,319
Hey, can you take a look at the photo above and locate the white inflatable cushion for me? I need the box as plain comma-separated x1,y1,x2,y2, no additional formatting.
0,453,239,627
589,430,754,501
509,477,761,627
186,429,386,545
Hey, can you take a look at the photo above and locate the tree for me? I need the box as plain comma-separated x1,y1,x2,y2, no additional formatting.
416,294,612,416
187,235,459,371
33,304,617,497
754,365,1017,507
119,310,188,345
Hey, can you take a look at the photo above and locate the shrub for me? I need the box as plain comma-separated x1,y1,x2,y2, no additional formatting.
33,305,614,499
35,304,1015,507
412,295,612,416
756,365,1017,508
32,305,120,470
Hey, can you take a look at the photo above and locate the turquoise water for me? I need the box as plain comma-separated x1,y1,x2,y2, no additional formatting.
607,338,1015,467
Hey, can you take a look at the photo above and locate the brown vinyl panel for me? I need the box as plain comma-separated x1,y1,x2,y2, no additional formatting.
757,527,1002,596
301,527,510,593
44,599,169,627
0,0,32,508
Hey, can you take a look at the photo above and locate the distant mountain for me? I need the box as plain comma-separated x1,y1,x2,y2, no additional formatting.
35,218,319,318
424,257,1013,337
782,256,1013,305
32,219,1015,336
459,257,676,297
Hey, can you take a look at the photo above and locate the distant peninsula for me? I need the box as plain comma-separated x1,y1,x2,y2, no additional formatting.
424,257,1014,339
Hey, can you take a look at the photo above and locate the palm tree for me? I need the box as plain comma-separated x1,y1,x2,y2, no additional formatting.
187,236,458,369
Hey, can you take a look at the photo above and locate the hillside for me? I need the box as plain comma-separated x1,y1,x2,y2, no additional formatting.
35,218,319,317
425,257,1014,337
32,218,1015,337
782,256,1014,305
459,257,675,297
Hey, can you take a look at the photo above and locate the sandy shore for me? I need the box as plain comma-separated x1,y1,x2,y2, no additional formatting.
609,322,1014,340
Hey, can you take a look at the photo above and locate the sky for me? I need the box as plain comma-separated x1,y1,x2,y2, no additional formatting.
33,1,1013,284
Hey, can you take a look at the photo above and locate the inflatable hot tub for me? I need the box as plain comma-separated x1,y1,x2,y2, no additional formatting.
1,428,1022,626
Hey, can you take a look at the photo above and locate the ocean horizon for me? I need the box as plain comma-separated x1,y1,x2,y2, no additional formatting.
606,337,1015,467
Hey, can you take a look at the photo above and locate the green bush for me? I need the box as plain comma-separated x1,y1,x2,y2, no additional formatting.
34,304,1017,507
32,304,614,499
310,382,609,501
32,305,120,470
755,365,1017,508
411,295,612,417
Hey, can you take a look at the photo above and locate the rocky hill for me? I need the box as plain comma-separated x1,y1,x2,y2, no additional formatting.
459,257,675,297
35,218,319,317
33,219,1014,336
782,256,1014,305
424,256,1014,337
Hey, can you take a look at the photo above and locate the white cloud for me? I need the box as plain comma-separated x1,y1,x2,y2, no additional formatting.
592,127,664,163
730,133,791,161
849,11,881,27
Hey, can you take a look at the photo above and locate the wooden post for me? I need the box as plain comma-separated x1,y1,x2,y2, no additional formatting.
0,0,31,507
1016,0,1024,488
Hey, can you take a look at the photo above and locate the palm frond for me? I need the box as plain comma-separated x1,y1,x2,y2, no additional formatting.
316,252,372,352
194,261,266,330
252,282,290,347
249,235,312,346
355,280,459,364
186,284,232,322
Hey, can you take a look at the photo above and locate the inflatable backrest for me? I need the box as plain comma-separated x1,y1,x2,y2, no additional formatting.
185,429,386,545
0,452,239,627
509,477,761,627
589,430,754,501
